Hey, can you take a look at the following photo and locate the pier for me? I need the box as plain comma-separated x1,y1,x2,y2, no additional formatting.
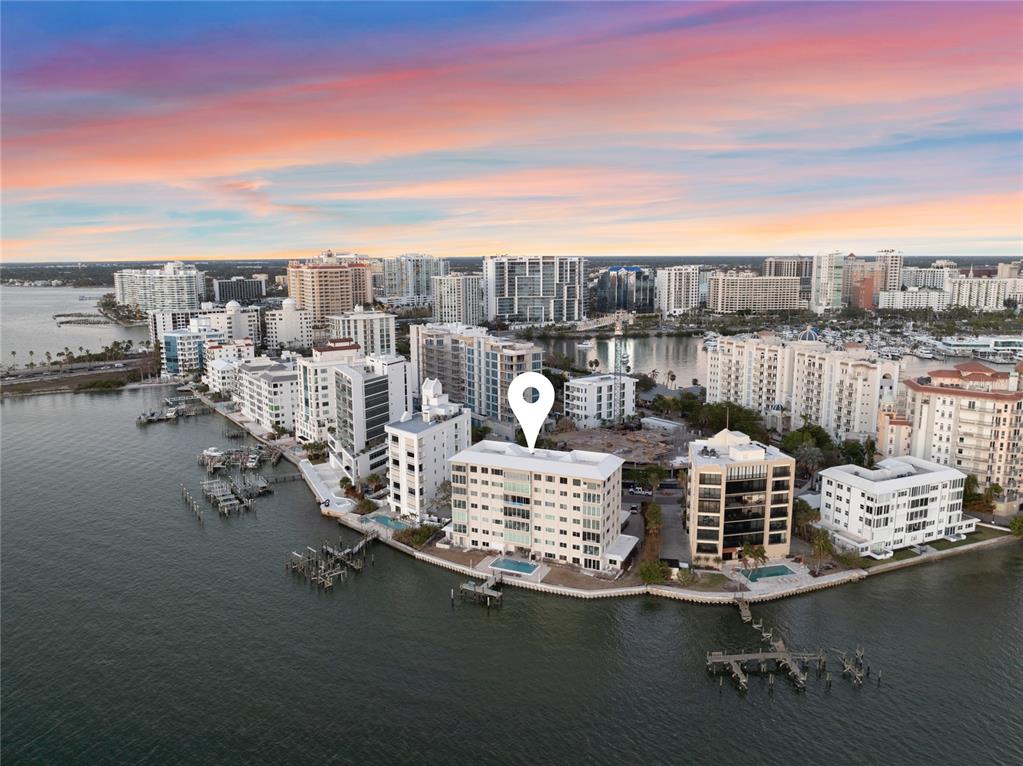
459,573,504,608
200,478,249,514
137,402,210,425
285,533,377,589
180,484,204,525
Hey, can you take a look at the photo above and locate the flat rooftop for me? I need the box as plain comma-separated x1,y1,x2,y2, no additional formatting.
821,456,962,489
450,440,623,480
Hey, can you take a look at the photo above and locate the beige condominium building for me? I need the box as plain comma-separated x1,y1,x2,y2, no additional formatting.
687,430,795,566
287,254,374,321
707,271,805,313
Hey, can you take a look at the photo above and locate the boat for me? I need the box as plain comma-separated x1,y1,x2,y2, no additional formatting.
245,454,260,470
914,347,935,359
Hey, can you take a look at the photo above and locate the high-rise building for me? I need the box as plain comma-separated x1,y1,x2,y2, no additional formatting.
448,441,637,571
483,255,586,324
563,373,637,428
946,277,1023,312
264,298,314,350
876,249,904,292
294,340,364,443
818,457,975,558
763,256,814,300
114,262,206,312
810,251,846,313
148,301,261,346
877,288,950,311
706,332,899,442
654,266,701,317
287,253,374,321
236,359,300,434
327,354,412,482
903,361,1023,499
408,323,543,424
327,307,396,356
901,265,958,290
841,254,883,309
382,253,449,308
201,340,256,393
996,261,1022,279
211,276,267,303
687,430,795,565
385,379,471,523
594,266,654,314
160,320,225,376
706,271,804,313
432,274,483,325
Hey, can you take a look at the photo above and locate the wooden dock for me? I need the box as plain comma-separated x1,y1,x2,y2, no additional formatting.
459,573,504,608
285,533,377,590
706,643,826,691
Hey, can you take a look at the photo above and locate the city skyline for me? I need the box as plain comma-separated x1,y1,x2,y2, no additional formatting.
3,1,1022,263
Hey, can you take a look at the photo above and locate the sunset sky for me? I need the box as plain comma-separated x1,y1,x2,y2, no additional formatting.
2,1,1021,263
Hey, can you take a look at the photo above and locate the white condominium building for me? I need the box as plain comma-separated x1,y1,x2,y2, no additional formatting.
264,298,314,350
810,251,846,313
327,307,396,356
901,265,958,290
204,338,255,367
114,262,206,312
160,321,225,376
236,359,300,434
148,301,261,346
408,323,543,423
483,254,585,324
706,332,899,442
205,355,281,396
946,277,1023,312
563,373,637,428
877,288,950,311
654,266,701,316
382,253,449,308
293,340,364,443
818,457,974,559
448,441,636,572
764,256,814,300
287,253,374,320
706,271,804,313
876,250,904,292
687,430,795,565
432,273,483,325
903,361,1023,498
327,354,412,482
385,379,471,523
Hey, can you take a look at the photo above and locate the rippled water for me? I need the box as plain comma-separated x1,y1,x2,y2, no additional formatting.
2,389,1021,764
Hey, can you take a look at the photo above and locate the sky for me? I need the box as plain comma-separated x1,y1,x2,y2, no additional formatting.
2,1,1021,263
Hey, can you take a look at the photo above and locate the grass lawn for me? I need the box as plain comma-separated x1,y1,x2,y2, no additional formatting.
858,547,920,569
929,525,1009,550
681,572,732,591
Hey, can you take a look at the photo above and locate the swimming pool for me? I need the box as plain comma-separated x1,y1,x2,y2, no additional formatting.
490,557,539,575
741,564,793,582
366,514,408,530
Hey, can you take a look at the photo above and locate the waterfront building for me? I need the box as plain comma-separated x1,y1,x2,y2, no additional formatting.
764,256,814,300
654,265,701,316
385,379,471,523
933,336,1023,358
160,320,225,376
202,357,241,394
563,373,637,428
706,332,899,442
818,457,974,558
482,254,586,324
946,276,1023,312
327,354,412,482
594,266,654,314
204,338,255,367
114,261,206,312
148,301,261,346
382,253,449,308
706,271,804,314
236,359,300,434
877,288,950,312
293,340,364,443
287,253,374,321
876,250,904,292
901,265,958,290
448,441,636,571
903,361,1023,498
264,298,314,350
211,276,267,304
432,273,483,325
810,251,846,313
327,307,396,356
408,323,543,423
686,430,795,565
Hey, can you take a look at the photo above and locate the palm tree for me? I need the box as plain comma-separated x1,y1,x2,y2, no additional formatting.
9,350,16,370
740,542,755,571
667,370,676,389
27,350,35,368
44,351,53,367
809,529,833,575
649,369,659,384
588,358,600,372
794,443,823,479
752,544,768,569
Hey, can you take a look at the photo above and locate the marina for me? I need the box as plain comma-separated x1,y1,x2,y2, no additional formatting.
285,533,377,590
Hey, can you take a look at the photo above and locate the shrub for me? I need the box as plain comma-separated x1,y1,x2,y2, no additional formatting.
638,559,670,584
393,524,441,549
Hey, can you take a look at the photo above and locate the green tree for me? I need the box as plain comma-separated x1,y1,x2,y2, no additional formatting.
1009,516,1023,538
644,465,668,494
792,497,820,540
809,529,834,575
638,559,669,584
644,501,662,532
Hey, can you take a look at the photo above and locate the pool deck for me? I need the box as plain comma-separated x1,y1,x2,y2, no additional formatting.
477,555,550,584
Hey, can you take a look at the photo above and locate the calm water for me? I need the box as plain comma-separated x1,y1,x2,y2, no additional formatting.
2,389,1022,765
0,286,149,362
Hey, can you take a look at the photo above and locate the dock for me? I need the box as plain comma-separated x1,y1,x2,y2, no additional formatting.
285,533,377,589
459,573,504,608
200,478,249,514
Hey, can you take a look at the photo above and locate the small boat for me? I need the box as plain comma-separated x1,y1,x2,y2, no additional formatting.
245,454,260,469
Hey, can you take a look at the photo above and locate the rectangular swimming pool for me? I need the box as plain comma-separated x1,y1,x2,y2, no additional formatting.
366,514,408,531
491,557,539,575
741,565,793,582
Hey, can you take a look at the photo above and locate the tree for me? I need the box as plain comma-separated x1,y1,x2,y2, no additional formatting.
1010,515,1023,538
739,542,755,571
638,559,669,584
644,465,668,494
792,497,820,540
427,479,452,517
365,473,383,490
644,501,662,532
8,350,16,370
964,474,981,503
588,358,600,373
552,416,577,433
793,443,824,478
809,529,833,575
667,370,676,388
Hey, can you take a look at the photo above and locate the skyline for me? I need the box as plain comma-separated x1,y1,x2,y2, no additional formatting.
2,1,1022,263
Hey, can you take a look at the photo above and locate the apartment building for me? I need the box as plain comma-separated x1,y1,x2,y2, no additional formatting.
764,256,814,300
448,441,635,571
293,341,363,443
903,361,1023,498
946,277,1023,312
877,288,950,311
148,301,261,345
818,457,974,558
382,253,449,308
327,308,396,356
264,298,314,350
408,323,543,424
287,254,374,320
327,354,412,482
707,271,804,313
114,261,206,312
901,264,958,290
432,273,483,325
483,254,586,324
236,359,300,433
705,332,899,442
876,250,904,292
161,321,225,376
687,430,795,565
211,276,267,303
810,251,846,313
385,379,471,523
204,355,281,396
563,373,637,428
594,266,654,314
654,265,701,316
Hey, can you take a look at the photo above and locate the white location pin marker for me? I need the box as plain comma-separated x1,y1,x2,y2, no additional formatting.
507,371,554,453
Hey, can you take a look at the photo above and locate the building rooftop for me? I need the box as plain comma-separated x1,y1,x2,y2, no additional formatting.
566,373,636,386
450,440,623,480
820,456,962,490
689,429,791,468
